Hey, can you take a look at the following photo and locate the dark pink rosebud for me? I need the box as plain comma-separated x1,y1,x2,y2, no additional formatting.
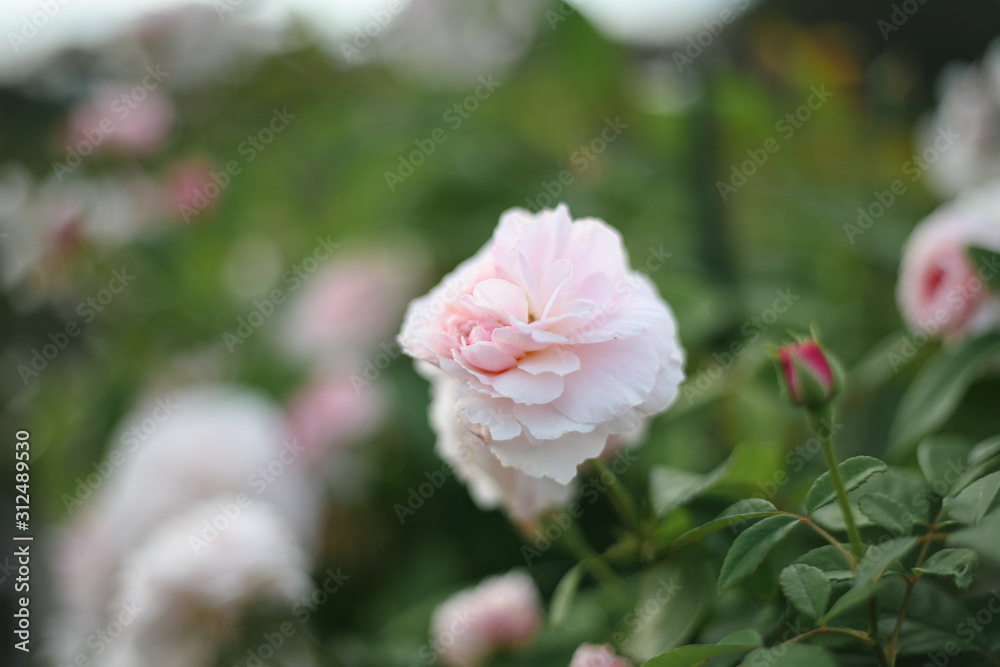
776,340,842,410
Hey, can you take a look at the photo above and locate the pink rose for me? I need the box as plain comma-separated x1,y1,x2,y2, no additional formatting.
431,570,541,667
426,367,574,522
897,184,1000,338
399,205,685,484
569,644,632,667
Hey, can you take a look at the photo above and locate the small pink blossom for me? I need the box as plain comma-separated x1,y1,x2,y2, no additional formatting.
66,84,174,156
399,204,685,484
569,644,632,667
281,248,426,363
287,373,384,462
431,570,542,667
165,158,219,216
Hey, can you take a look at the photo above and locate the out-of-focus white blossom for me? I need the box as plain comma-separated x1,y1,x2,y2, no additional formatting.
101,385,320,553
918,40,1000,198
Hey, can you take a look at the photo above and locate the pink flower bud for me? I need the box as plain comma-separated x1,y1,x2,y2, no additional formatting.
431,571,541,667
776,340,841,410
569,644,631,667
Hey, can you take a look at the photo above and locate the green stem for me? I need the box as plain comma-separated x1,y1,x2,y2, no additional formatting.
791,514,856,570
812,412,888,667
816,419,865,561
557,519,631,608
588,457,641,536
782,626,874,647
886,507,945,664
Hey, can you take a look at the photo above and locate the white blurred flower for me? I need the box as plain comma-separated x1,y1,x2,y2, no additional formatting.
101,385,320,554
427,367,573,523
0,166,168,296
105,498,310,667
573,0,756,47
431,570,542,667
569,643,632,667
918,40,1000,199
379,0,544,86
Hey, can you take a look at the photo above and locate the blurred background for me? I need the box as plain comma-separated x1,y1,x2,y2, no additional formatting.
2,0,1000,665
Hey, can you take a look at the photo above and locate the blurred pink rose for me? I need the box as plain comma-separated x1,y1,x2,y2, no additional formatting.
569,644,632,667
287,373,384,461
431,570,541,667
165,158,220,219
66,84,174,156
897,183,1000,338
399,204,685,484
281,248,426,364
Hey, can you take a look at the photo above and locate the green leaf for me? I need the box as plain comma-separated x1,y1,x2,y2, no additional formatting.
913,549,979,590
812,500,874,531
741,645,837,667
818,537,917,624
948,511,1000,564
969,247,1000,295
641,630,761,667
858,493,914,535
624,561,707,660
549,564,582,629
888,333,1000,459
956,436,1000,492
805,456,887,513
793,545,854,582
650,444,784,517
718,515,800,592
944,471,1000,525
779,564,831,619
672,499,779,549
917,436,970,495
650,468,711,518
852,467,933,525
